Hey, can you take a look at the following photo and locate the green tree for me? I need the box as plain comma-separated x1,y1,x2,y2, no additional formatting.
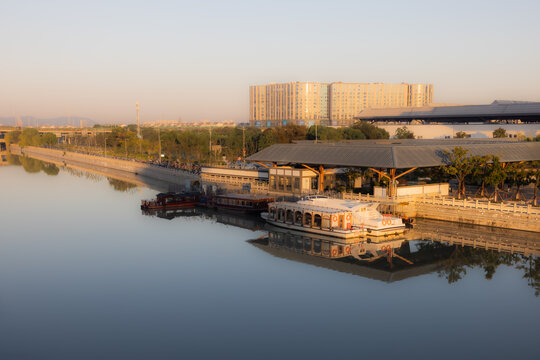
5,130,21,144
40,133,58,148
342,168,361,191
493,127,507,138
394,126,415,139
530,161,540,206
470,155,491,197
442,147,476,199
483,156,507,201
454,131,470,139
506,162,532,200
19,128,40,147
351,121,389,139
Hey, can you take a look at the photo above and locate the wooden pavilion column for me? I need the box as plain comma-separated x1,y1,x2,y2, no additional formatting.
369,167,418,198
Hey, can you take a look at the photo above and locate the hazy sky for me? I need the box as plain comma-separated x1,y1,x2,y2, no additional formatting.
1,0,539,124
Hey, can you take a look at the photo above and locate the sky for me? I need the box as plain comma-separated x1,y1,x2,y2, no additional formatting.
1,0,539,124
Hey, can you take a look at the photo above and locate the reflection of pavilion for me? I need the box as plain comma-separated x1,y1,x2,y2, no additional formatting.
249,220,540,285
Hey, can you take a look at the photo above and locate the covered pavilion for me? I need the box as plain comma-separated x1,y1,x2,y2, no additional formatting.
247,139,540,196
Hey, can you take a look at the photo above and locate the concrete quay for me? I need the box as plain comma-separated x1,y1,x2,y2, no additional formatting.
340,193,540,233
10,145,200,189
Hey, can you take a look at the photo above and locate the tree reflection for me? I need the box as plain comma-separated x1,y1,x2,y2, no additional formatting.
40,163,59,176
107,178,137,192
417,241,538,295
20,156,42,173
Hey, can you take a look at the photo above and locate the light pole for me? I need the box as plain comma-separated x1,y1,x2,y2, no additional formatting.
157,128,162,164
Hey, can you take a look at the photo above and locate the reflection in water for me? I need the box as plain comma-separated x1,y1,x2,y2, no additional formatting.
107,178,137,193
142,207,202,220
250,224,540,295
17,155,60,175
8,155,143,193
141,206,266,231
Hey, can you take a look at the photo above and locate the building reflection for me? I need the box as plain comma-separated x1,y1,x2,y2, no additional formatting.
249,220,540,295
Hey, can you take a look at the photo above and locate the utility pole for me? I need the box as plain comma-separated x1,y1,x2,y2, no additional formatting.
157,128,161,164
242,126,246,161
136,102,142,154
208,126,212,165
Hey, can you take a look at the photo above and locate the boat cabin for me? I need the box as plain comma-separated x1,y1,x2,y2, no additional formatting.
268,202,353,231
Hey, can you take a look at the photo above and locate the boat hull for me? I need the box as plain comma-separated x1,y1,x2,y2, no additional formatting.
140,200,199,210
264,218,365,239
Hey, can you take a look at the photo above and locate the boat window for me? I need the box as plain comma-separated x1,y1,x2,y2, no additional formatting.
294,177,300,190
294,211,302,225
248,202,253,207
269,208,276,220
314,214,322,228
304,213,312,227
286,210,293,223
278,208,285,222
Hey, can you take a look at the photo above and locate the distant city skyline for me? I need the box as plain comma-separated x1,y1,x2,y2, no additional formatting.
1,0,539,124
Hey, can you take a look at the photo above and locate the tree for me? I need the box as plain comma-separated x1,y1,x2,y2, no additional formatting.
470,155,490,197
506,162,532,200
483,156,507,201
351,121,389,139
40,133,58,148
19,128,40,147
454,131,470,139
394,126,414,139
530,161,540,206
5,130,21,144
342,168,361,191
493,128,507,138
442,147,476,199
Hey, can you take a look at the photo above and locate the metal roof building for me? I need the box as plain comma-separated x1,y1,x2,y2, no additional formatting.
247,139,540,194
247,139,540,169
355,100,540,123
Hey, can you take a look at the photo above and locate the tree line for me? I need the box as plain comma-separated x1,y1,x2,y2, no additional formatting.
6,122,391,163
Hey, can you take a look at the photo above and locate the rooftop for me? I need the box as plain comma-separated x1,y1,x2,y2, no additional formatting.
247,139,540,169
355,100,540,122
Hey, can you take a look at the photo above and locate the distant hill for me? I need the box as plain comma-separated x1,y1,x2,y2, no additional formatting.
0,116,95,127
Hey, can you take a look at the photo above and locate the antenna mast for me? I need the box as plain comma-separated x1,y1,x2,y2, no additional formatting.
136,102,141,139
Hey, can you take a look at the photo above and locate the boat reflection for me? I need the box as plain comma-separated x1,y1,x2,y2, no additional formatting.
142,207,203,220
140,207,266,231
249,222,540,295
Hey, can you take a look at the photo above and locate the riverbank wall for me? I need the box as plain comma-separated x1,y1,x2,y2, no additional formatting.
341,193,540,233
10,145,200,188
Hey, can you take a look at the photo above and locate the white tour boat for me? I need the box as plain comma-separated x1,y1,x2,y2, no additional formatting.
261,196,406,239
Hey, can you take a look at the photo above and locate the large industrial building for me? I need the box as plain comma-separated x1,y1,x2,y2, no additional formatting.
249,82,433,127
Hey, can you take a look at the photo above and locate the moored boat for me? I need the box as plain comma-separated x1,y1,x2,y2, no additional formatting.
261,196,406,239
208,193,274,213
140,191,201,210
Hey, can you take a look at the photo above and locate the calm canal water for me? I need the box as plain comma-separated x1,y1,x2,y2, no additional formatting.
0,158,539,359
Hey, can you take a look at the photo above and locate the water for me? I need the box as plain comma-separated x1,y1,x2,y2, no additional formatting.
0,159,539,359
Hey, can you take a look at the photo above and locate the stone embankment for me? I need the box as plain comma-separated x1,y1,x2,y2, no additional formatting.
342,193,540,233
10,145,200,187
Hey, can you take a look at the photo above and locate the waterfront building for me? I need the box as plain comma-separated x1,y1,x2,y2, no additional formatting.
249,82,433,127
